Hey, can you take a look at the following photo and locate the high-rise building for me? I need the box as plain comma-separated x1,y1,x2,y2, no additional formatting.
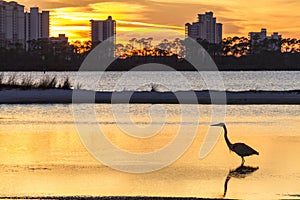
0,0,25,48
249,28,282,54
90,16,116,46
40,10,49,38
0,2,49,50
249,28,267,46
185,11,222,44
25,7,49,49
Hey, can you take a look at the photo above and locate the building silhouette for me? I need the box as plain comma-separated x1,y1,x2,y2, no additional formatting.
50,34,68,44
90,16,116,47
249,28,282,54
25,7,49,49
0,0,25,48
0,1,49,49
185,11,222,44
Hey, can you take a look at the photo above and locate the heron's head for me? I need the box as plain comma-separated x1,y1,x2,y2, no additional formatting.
211,123,225,127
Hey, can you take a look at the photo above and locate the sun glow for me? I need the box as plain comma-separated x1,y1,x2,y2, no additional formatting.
49,4,184,42
16,0,300,41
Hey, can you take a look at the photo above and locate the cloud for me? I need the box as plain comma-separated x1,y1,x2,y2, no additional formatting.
117,20,182,30
38,2,75,9
223,24,244,35
218,17,244,23
18,0,300,40
19,0,74,10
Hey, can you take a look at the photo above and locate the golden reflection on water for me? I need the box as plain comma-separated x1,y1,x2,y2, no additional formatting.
102,124,180,153
0,105,299,199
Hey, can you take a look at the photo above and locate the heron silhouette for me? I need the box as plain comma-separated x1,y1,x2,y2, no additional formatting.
211,123,259,165
223,165,259,197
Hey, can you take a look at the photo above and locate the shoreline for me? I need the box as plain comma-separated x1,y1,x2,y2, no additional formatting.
0,196,221,200
0,89,300,104
1,52,300,71
1,68,300,72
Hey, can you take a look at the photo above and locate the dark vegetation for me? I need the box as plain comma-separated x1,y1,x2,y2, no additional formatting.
0,73,72,90
0,37,300,71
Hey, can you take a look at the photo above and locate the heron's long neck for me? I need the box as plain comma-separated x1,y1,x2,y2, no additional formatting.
223,125,232,149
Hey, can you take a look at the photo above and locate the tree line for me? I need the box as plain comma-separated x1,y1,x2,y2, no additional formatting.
0,36,300,71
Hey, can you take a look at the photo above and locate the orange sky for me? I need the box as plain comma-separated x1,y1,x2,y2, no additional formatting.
17,0,300,42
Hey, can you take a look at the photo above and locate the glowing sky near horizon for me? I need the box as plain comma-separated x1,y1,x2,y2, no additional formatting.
17,0,300,42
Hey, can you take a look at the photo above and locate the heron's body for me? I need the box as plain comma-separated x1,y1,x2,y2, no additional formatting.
212,123,259,164
231,143,259,158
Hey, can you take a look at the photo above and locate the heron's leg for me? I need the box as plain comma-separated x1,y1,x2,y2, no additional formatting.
241,157,245,165
223,176,231,197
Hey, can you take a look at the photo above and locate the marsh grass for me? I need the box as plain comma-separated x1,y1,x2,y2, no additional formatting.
0,73,72,90
37,76,58,89
75,82,82,90
0,73,3,85
7,73,17,85
20,75,35,89
58,77,71,90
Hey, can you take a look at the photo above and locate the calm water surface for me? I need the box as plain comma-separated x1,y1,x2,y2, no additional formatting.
0,104,300,199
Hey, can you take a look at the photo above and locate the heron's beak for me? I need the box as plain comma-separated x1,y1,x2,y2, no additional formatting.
211,123,222,127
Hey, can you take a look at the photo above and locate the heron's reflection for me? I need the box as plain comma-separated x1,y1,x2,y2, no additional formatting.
223,164,259,197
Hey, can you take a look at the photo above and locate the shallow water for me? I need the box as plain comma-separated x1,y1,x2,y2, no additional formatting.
0,104,300,199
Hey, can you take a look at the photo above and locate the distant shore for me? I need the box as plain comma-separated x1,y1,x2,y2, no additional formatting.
1,53,300,71
0,88,300,104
